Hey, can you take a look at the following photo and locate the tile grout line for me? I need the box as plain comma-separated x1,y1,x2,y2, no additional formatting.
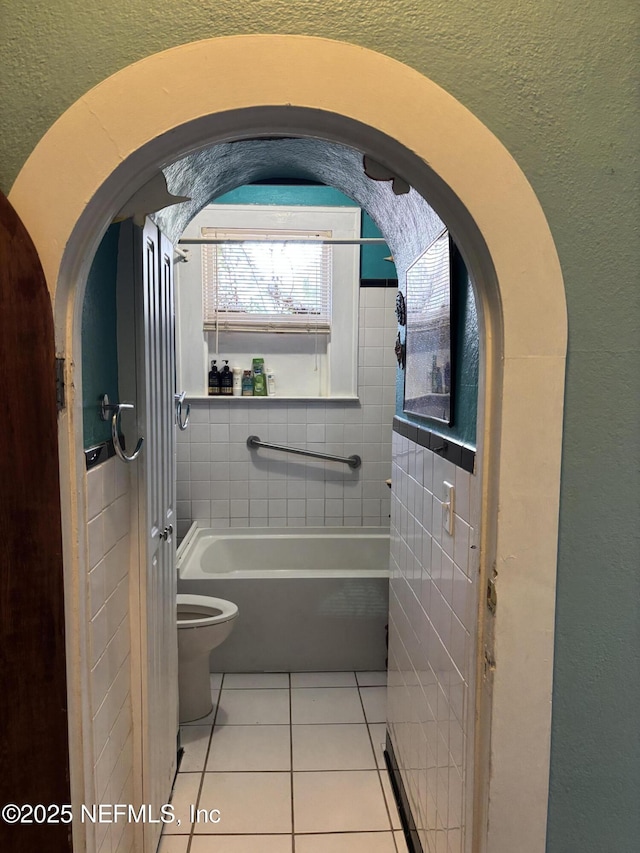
289,672,296,852
174,672,392,851
188,672,225,852
357,677,400,852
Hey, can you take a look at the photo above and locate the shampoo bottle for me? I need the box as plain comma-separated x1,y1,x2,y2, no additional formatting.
221,360,233,395
232,367,242,396
252,357,267,396
208,359,220,396
241,370,254,396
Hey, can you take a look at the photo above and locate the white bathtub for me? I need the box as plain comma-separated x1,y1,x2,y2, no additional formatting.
177,525,390,672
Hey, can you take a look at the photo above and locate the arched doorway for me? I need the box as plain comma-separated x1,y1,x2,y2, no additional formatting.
9,35,567,853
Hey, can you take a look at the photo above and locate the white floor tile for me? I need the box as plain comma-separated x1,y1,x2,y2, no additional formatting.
210,673,223,691
208,725,290,771
163,772,200,834
223,672,289,689
291,688,365,724
190,835,292,852
166,671,422,849
216,688,290,725
295,832,396,852
179,726,211,772
291,671,357,688
158,835,190,853
360,686,387,723
356,671,388,686
292,724,375,771
368,723,388,769
196,772,292,834
293,770,390,833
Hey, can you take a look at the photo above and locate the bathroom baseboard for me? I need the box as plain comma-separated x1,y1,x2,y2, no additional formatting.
384,730,424,853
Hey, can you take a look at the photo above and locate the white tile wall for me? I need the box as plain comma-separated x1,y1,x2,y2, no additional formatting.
176,287,398,538
387,431,479,853
86,456,135,853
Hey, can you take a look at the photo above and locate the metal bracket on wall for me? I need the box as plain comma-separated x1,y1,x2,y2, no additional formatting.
99,393,144,463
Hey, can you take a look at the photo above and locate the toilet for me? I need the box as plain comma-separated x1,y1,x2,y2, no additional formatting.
176,593,238,723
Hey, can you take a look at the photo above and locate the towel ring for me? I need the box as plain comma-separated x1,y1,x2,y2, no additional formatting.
175,391,190,431
99,394,144,462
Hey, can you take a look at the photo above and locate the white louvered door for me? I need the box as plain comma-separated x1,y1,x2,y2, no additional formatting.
135,218,179,853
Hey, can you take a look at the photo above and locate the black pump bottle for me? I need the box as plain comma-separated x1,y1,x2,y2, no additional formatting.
208,359,220,395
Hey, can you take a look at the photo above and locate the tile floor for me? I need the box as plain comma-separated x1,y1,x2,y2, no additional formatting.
158,671,409,853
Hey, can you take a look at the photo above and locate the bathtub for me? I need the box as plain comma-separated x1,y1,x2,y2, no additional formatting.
177,525,390,672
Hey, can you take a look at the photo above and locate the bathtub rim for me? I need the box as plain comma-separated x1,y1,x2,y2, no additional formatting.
176,522,392,580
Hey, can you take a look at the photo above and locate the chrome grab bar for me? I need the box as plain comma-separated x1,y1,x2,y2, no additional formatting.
175,391,190,430
246,435,361,470
99,394,144,463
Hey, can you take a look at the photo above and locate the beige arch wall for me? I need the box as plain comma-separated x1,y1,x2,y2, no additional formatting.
9,35,566,853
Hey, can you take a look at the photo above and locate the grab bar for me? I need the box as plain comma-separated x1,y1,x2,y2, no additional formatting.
247,435,361,469
100,393,144,463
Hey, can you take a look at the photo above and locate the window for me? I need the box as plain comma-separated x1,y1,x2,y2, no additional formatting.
176,205,361,398
202,228,332,333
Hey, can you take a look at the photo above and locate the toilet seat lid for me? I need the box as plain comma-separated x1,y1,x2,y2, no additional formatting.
177,593,238,628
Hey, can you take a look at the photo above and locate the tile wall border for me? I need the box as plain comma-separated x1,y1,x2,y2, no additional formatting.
392,416,475,473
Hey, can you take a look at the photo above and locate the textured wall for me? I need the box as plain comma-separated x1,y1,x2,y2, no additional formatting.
1,3,639,851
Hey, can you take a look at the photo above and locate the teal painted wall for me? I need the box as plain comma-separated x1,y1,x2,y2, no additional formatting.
360,211,396,281
81,223,120,448
450,250,478,447
2,5,639,850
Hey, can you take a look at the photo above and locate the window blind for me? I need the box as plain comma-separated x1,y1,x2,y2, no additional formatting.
202,227,333,333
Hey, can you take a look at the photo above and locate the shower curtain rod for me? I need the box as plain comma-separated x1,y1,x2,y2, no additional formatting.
178,237,388,245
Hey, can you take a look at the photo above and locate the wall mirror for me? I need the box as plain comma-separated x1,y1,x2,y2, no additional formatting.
403,228,453,424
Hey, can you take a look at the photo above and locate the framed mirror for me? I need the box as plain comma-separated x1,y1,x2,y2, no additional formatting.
403,228,453,424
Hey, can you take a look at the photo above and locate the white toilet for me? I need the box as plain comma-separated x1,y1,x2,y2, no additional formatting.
177,593,238,723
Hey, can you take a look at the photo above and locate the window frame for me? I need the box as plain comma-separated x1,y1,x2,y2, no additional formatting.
176,204,361,399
